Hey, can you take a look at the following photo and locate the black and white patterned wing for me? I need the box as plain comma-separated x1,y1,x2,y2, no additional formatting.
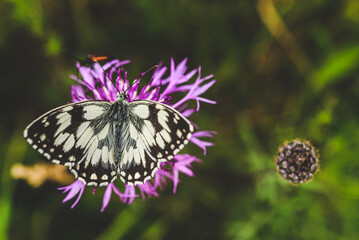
117,100,194,185
23,101,118,186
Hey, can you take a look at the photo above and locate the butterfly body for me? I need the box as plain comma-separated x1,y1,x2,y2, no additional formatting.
24,92,194,186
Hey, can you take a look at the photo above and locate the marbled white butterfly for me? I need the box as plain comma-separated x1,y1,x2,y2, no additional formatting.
23,73,194,187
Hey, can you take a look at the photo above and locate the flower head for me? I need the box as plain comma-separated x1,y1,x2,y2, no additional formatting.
276,139,320,184
60,57,216,210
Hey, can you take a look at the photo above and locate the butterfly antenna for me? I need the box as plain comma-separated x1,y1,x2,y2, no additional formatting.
62,51,85,81
93,60,122,94
62,51,82,62
124,65,158,93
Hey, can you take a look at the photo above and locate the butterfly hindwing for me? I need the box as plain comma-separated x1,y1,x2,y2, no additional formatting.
117,100,194,185
23,101,118,186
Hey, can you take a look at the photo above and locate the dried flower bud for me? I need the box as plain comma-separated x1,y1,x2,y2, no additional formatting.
11,163,74,187
276,140,319,184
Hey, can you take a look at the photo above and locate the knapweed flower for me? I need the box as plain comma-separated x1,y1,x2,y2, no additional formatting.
60,57,216,211
276,139,319,184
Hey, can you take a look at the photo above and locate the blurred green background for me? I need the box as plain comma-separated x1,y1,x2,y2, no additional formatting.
1,0,359,239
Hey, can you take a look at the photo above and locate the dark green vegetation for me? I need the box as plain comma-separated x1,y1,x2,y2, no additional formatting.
1,0,359,239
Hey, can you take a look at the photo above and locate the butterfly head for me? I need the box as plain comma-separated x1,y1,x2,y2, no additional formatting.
116,91,130,102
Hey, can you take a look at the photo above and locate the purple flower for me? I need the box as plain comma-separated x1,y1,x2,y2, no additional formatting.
60,57,216,211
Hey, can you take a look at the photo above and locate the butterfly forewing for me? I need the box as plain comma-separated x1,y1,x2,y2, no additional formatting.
117,100,194,185
23,101,118,186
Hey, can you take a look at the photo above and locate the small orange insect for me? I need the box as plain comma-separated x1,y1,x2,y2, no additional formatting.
80,54,113,67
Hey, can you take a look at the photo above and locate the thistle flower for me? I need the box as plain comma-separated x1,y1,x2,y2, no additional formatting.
276,139,319,184
60,57,216,211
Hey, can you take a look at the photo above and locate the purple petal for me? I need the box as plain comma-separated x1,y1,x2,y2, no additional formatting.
92,89,104,100
192,80,216,97
172,170,180,194
58,180,85,209
138,182,159,198
92,63,106,85
159,58,198,97
151,65,167,86
153,169,172,190
69,74,86,86
110,184,139,205
171,154,201,193
101,183,114,212
192,130,217,138
78,65,95,89
182,108,196,117
196,97,217,105
102,59,130,71
105,78,117,101
190,131,217,155
171,68,215,109
123,185,137,204
71,85,86,102
195,97,217,111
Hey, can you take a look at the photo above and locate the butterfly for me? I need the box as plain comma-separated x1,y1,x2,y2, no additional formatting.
23,75,194,187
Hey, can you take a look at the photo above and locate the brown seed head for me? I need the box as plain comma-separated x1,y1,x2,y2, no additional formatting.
276,139,319,184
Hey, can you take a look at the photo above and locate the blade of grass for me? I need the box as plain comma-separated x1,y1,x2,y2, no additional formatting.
0,131,27,240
